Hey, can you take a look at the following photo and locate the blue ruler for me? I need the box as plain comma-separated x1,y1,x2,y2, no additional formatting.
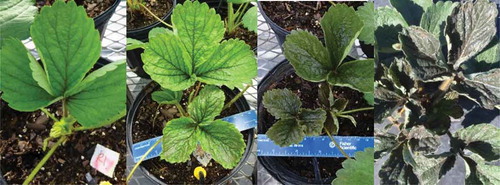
132,110,257,163
257,135,374,157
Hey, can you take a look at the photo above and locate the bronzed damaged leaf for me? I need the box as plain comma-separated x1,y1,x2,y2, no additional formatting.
399,26,449,81
375,132,398,159
379,145,419,184
298,108,326,136
403,143,449,185
453,69,500,110
408,126,440,154
263,89,327,146
262,88,301,119
463,153,500,185
420,1,458,45
454,124,500,161
446,0,498,69
266,118,305,147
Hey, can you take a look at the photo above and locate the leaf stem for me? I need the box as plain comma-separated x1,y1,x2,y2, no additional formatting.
325,129,350,159
126,138,162,182
62,99,68,118
23,136,66,185
151,104,162,128
339,107,373,115
139,3,173,29
40,108,59,122
222,84,251,111
175,102,187,117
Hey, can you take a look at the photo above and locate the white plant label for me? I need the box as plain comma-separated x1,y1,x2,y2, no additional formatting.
90,144,120,178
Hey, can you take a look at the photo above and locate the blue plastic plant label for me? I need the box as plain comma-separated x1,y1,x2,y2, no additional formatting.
257,135,374,157
131,110,258,163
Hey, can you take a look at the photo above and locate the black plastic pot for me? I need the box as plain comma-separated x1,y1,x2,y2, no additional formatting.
126,82,255,184
94,0,121,39
126,0,177,79
257,2,291,49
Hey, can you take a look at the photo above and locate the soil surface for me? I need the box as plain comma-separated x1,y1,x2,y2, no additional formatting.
131,82,251,184
127,0,173,30
36,0,114,18
0,101,127,184
261,1,364,37
259,70,373,181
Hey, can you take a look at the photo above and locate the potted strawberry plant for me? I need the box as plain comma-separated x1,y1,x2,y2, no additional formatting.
125,1,257,184
0,1,126,184
374,0,500,184
258,4,375,184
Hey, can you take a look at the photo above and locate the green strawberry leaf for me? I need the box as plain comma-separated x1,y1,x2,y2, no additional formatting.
242,6,257,32
195,39,256,88
399,26,450,81
161,117,199,163
297,108,326,136
356,2,376,45
284,30,330,82
420,1,459,46
328,59,375,92
172,1,224,67
263,89,302,119
390,0,433,26
126,38,145,50
376,6,408,28
152,89,183,105
266,118,305,147
332,148,374,185
142,32,195,91
318,83,334,108
363,92,375,106
454,124,500,161
0,38,59,111
31,0,101,96
66,61,126,128
0,0,37,47
321,4,363,69
199,120,245,169
188,86,225,123
446,0,497,70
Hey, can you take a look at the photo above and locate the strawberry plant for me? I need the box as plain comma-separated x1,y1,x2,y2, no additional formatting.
0,1,125,184
373,0,500,184
261,6,374,183
126,0,256,181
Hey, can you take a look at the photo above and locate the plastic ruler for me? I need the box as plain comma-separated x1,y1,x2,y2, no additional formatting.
257,135,373,157
132,110,374,162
